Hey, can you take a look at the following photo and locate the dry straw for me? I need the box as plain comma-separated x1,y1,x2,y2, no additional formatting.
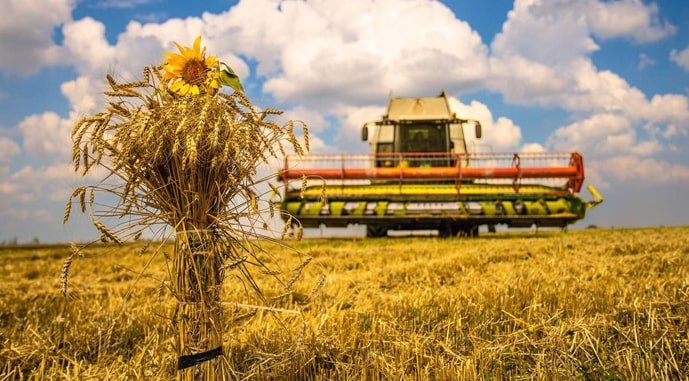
64,36,308,380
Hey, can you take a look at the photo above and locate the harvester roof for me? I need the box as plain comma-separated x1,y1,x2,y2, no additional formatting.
384,90,453,122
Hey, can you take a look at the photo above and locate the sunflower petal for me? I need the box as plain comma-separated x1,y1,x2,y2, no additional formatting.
173,41,187,55
193,36,202,56
170,80,184,91
205,55,218,67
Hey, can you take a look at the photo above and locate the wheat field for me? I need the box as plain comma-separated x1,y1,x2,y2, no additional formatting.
1,226,688,380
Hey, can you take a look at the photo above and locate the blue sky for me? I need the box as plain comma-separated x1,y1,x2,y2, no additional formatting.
1,0,688,243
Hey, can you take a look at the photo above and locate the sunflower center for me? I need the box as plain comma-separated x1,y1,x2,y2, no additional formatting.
181,59,208,86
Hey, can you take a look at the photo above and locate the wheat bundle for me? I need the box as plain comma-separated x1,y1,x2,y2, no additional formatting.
64,36,307,380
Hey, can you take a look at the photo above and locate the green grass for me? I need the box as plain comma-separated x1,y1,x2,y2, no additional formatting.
1,227,688,380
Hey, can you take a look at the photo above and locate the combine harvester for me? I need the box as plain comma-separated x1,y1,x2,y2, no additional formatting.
278,91,603,237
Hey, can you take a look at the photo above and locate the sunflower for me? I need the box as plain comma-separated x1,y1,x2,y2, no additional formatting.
162,36,220,95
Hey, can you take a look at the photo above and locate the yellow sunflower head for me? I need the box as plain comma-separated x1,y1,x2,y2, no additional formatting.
162,36,220,96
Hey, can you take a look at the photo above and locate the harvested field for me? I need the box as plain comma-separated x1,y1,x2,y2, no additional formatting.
1,226,688,380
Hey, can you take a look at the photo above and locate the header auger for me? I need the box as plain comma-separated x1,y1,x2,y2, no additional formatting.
278,91,602,238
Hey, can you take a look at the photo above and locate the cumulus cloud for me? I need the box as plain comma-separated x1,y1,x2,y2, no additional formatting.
448,98,522,151
487,0,689,164
281,106,329,134
487,55,569,105
61,76,101,116
61,17,117,76
280,105,330,153
333,104,387,153
492,0,600,66
562,61,649,114
0,162,100,214
587,0,676,43
496,0,675,58
547,113,660,156
520,143,546,152
0,207,54,223
0,137,21,174
670,45,689,72
488,1,685,114
17,112,74,159
595,156,689,185
220,0,489,106
0,0,73,75
542,62,689,126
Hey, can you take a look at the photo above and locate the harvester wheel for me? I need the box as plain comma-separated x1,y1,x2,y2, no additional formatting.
454,225,479,238
366,224,388,238
439,225,453,239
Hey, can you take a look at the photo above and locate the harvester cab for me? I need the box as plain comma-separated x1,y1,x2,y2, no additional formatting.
361,90,481,168
278,91,602,238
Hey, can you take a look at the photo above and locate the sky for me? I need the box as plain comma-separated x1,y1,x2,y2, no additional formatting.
1,0,688,243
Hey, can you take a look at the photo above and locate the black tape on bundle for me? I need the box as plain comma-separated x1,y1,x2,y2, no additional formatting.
177,346,223,370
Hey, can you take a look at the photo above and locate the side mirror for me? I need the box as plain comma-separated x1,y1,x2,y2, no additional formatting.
475,122,482,139
361,125,369,141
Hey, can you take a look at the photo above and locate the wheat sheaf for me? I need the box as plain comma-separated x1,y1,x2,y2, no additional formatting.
62,36,312,379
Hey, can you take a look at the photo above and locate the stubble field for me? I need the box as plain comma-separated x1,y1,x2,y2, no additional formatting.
1,226,688,380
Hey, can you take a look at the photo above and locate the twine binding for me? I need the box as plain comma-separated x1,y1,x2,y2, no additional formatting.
177,346,223,370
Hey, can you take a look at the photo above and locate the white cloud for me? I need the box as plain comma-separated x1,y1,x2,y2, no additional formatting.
521,143,545,152
554,62,689,127
448,98,522,151
0,0,73,75
0,162,100,214
488,0,688,126
496,0,676,57
278,106,330,154
492,0,600,66
596,155,689,185
546,113,661,156
333,104,386,153
62,17,117,76
670,45,689,72
487,55,568,105
0,207,54,223
94,0,153,9
0,137,21,174
220,0,488,106
281,106,329,134
644,94,689,124
61,76,101,116
637,53,655,69
587,0,676,43
563,61,648,114
17,112,73,159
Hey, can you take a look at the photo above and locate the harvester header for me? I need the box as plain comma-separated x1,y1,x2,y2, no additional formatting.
277,91,602,237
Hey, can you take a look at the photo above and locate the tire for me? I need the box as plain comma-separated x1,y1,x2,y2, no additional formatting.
454,225,479,238
439,224,453,238
366,224,388,238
